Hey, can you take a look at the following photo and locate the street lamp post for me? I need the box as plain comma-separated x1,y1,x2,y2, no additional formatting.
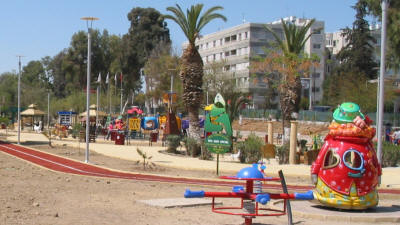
16,55,24,145
81,17,99,163
377,0,388,164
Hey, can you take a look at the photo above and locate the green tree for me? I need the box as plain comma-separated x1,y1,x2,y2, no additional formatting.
336,1,378,79
122,7,171,96
0,72,18,111
143,43,183,113
363,0,400,71
164,4,227,140
253,19,317,130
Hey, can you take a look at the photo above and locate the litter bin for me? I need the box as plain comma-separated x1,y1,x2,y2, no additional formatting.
150,132,158,142
115,132,125,145
111,130,117,141
149,132,158,146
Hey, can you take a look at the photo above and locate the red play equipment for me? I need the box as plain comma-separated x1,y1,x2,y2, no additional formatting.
184,163,313,225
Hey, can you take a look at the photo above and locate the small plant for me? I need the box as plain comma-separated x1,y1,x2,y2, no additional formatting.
380,142,400,167
298,139,308,153
71,123,82,139
238,133,263,163
166,135,181,153
276,143,290,164
136,147,155,170
182,136,201,157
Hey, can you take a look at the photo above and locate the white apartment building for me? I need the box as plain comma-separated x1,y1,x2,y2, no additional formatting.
187,16,325,109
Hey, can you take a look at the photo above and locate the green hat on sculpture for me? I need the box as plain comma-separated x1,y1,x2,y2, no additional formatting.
333,102,365,123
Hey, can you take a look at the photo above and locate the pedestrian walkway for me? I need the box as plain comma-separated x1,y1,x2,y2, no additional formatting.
1,130,400,190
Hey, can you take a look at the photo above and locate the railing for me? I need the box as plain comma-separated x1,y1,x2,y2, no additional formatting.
239,109,400,126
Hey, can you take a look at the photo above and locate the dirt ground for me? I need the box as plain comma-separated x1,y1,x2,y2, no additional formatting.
231,119,329,136
1,140,397,225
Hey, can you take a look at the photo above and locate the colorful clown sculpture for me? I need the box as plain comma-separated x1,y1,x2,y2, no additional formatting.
311,102,381,210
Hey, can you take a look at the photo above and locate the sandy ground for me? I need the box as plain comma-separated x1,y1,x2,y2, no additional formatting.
1,141,398,225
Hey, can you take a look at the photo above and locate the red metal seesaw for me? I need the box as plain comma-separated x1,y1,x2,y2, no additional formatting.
184,163,313,225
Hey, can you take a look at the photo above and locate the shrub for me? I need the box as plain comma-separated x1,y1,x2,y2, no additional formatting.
200,143,213,160
380,142,400,167
166,135,181,153
276,143,290,164
238,133,263,163
0,117,10,125
71,123,82,138
183,136,201,157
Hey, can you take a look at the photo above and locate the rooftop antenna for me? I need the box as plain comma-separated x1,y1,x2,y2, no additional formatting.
242,13,246,23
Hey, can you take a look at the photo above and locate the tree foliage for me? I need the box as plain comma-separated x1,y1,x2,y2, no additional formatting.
363,0,400,71
143,44,183,113
253,19,317,129
336,1,378,79
122,7,171,94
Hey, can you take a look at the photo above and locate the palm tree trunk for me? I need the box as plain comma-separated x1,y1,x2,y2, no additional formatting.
279,76,302,143
180,44,204,142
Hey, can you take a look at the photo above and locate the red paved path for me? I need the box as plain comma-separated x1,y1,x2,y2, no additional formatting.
1,141,399,195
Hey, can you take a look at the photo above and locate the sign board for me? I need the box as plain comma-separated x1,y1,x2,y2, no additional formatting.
205,133,231,154
129,118,141,131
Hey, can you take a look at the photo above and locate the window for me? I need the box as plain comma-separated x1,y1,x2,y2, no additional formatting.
220,52,223,59
231,35,237,41
225,37,231,43
206,42,209,49
323,148,340,169
231,49,237,56
245,32,248,39
238,33,242,41
313,44,321,49
312,73,320,78
213,40,216,47
313,28,321,34
220,39,223,45
343,149,363,171
312,87,320,92
333,40,337,47
225,51,230,57
213,54,216,61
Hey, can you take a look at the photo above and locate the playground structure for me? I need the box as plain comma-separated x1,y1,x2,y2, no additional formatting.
311,102,381,210
20,104,45,132
185,163,314,225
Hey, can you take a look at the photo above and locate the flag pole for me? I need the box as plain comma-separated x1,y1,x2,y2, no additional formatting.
96,73,101,134
120,73,123,114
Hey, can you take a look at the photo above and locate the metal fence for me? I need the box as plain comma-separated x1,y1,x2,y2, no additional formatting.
239,109,400,126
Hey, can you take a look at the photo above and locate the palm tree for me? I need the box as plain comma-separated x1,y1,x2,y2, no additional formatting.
264,18,315,128
164,4,226,141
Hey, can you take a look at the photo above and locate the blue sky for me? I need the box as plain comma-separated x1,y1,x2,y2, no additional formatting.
1,0,362,74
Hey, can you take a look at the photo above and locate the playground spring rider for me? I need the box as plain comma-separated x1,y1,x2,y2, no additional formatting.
311,102,381,210
185,163,313,225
